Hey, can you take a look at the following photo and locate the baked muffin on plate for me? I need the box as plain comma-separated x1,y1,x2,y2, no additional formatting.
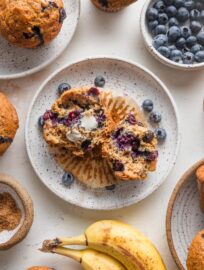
91,0,136,12
0,0,67,48
0,92,19,155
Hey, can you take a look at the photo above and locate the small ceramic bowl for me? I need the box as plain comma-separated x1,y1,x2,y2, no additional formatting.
140,0,204,70
0,174,34,250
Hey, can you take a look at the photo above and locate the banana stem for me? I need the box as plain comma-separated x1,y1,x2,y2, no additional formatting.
52,247,83,263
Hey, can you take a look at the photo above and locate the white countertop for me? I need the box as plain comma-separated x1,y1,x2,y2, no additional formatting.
0,1,204,269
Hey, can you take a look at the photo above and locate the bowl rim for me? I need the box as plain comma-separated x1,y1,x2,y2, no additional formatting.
140,0,204,70
166,158,204,270
0,174,34,250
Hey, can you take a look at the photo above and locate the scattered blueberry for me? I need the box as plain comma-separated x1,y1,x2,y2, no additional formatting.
143,131,155,143
197,31,204,45
176,37,186,49
183,51,195,64
142,99,154,112
149,111,162,123
169,17,179,27
154,128,167,141
154,0,166,11
112,160,125,172
153,34,168,48
38,116,44,128
190,21,202,33
158,46,171,57
149,20,159,31
190,9,200,20
154,25,167,35
181,26,192,38
174,0,185,8
94,75,106,87
195,50,204,62
177,7,189,22
58,83,71,96
170,49,183,62
166,5,177,17
147,7,159,20
168,26,181,41
186,35,197,47
158,13,169,24
62,172,74,187
106,184,116,191
184,0,195,11
191,44,203,54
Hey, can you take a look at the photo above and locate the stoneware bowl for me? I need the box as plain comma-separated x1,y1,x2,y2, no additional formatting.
166,159,204,270
0,174,34,250
0,0,80,79
140,0,204,70
25,56,180,210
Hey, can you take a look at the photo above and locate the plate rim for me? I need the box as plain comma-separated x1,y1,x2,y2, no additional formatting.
0,0,80,80
25,55,181,210
166,158,204,270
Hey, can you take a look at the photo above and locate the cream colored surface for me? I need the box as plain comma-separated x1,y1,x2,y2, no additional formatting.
0,1,203,269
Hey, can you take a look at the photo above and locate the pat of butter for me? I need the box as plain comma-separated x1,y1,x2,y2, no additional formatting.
80,115,98,131
66,130,84,142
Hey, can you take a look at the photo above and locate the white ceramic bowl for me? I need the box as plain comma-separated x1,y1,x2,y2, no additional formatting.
140,0,204,70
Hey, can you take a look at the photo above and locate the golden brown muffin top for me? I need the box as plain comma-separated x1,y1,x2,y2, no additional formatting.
196,165,204,182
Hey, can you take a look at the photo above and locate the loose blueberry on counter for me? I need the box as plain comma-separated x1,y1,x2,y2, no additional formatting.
94,75,106,87
177,7,189,22
190,9,200,20
158,46,171,58
147,8,159,20
155,128,167,141
149,111,162,123
174,0,185,8
195,50,204,62
191,44,203,54
190,21,202,33
153,34,168,49
62,172,74,187
184,0,195,11
142,99,154,112
181,26,192,38
158,13,169,24
170,49,183,62
106,184,116,191
197,31,204,45
166,5,177,18
112,160,124,172
143,131,154,143
183,51,194,64
176,37,186,49
169,17,179,27
38,116,44,128
58,83,71,95
154,0,166,11
154,25,167,35
168,26,181,42
149,20,159,31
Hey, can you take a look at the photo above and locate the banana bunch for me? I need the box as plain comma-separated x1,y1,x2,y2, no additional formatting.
41,220,167,270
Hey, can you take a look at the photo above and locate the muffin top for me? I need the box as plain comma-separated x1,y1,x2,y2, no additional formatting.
27,267,55,270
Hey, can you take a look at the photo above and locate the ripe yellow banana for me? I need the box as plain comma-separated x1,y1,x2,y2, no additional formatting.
43,220,166,270
41,246,126,270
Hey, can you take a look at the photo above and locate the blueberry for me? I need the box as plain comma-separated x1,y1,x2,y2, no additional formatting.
58,83,71,95
186,36,197,47
112,160,124,172
38,116,44,128
183,51,194,64
62,172,74,187
145,151,159,161
154,128,167,141
195,51,204,62
166,5,177,17
168,44,177,51
158,13,169,24
195,1,204,11
147,8,158,20
149,111,162,123
181,26,192,39
154,0,166,11
106,184,116,191
153,34,168,48
154,25,167,35
169,17,179,27
59,8,67,23
170,49,183,62
176,37,186,49
148,20,159,31
190,9,200,20
94,75,106,87
191,44,203,54
158,46,171,58
168,26,181,42
177,7,189,22
184,0,195,10
197,31,204,45
143,131,155,143
190,21,202,34
163,0,174,6
81,140,92,151
174,0,185,8
142,99,154,112
199,10,204,23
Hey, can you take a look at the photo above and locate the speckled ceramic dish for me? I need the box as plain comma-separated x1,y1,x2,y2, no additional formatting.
140,0,204,70
0,0,80,80
25,57,180,210
166,159,204,270
0,174,34,250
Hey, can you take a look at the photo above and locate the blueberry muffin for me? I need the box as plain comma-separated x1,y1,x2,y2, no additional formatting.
187,229,204,270
0,0,66,48
43,86,114,157
0,92,19,155
27,267,54,270
91,0,136,12
102,114,158,180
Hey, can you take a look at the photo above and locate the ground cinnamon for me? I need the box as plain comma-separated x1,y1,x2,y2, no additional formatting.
0,192,21,232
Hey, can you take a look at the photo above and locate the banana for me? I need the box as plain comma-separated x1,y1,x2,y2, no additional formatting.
42,220,166,270
41,246,127,270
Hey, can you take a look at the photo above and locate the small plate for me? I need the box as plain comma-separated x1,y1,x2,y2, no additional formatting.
0,0,80,79
25,57,180,210
166,159,204,270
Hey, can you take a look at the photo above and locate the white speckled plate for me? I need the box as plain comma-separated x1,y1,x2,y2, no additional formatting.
166,159,204,270
25,57,180,210
0,0,80,79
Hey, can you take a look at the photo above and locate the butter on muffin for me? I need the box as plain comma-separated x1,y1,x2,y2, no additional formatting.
91,0,136,12
43,86,114,157
0,0,66,48
102,114,158,180
187,229,204,270
0,92,19,155
27,267,55,270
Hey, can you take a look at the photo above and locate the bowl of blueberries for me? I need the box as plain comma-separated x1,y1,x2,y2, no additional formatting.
140,0,204,69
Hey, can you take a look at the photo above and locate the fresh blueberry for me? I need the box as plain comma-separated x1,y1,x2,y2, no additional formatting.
147,8,159,20
181,26,192,38
186,36,197,47
170,49,183,62
154,25,167,35
169,17,179,27
105,184,116,191
183,51,194,64
38,116,44,128
199,10,204,23
58,83,71,95
158,46,171,58
195,1,204,11
142,99,154,112
197,31,204,45
174,0,185,8
177,7,189,22
94,75,106,87
62,172,74,187
149,111,162,123
184,0,195,10
154,128,167,141
59,8,67,23
163,0,174,6
190,9,200,20
176,37,186,49
143,131,155,143
153,34,168,48
148,20,159,31
166,5,177,17
168,44,177,51
154,0,166,11
191,44,203,54
195,51,204,62
190,21,202,34
158,13,169,24
168,26,181,42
